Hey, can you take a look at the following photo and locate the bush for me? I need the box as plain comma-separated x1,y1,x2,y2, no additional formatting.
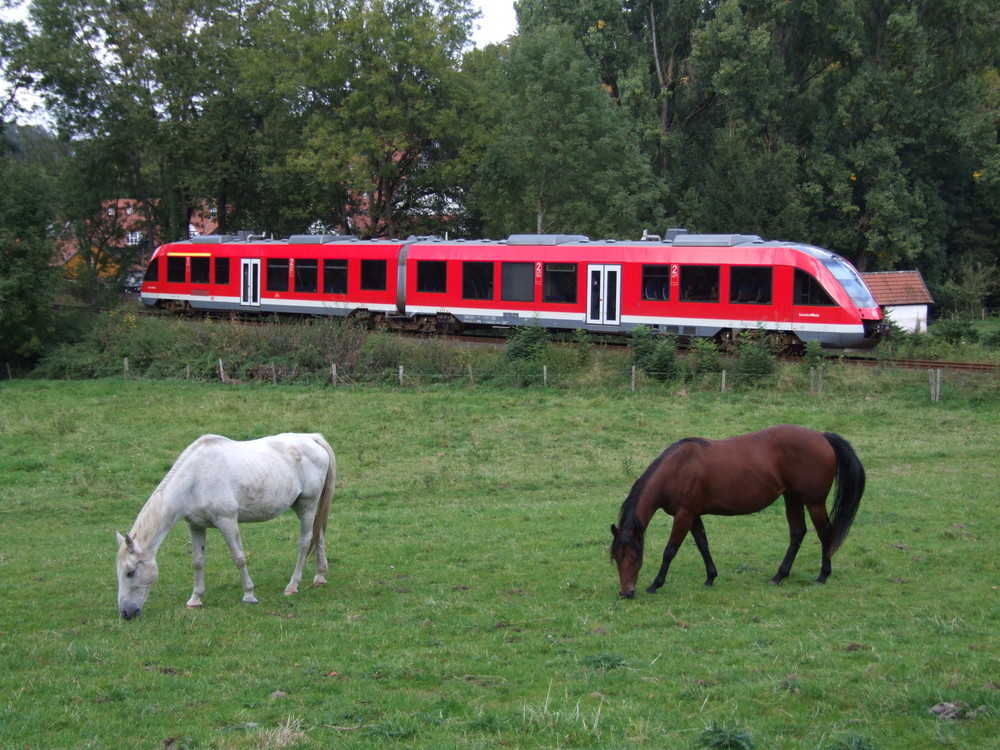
731,330,775,381
629,326,679,382
687,337,723,375
629,325,656,371
931,317,980,345
506,323,549,362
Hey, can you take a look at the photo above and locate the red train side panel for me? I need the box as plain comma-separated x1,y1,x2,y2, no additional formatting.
141,231,883,349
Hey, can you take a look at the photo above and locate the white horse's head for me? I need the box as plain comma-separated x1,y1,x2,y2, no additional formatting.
115,532,159,619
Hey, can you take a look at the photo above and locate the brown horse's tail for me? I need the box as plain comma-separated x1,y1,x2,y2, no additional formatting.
308,434,336,555
823,432,865,555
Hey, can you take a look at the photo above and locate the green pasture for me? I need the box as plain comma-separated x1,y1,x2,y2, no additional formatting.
1,373,998,749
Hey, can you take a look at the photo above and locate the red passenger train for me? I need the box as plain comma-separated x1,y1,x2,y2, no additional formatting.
140,229,884,350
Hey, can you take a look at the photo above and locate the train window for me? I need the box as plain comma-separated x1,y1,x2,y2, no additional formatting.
824,259,877,307
295,259,318,293
143,257,160,282
501,262,534,302
642,265,671,301
266,259,290,292
680,266,719,302
730,266,772,304
167,256,186,283
462,261,493,300
191,257,210,284
215,258,229,285
360,259,387,291
543,264,577,303
324,259,347,294
417,260,447,293
794,269,835,306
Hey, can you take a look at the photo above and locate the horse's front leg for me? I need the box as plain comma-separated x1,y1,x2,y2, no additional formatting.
646,512,694,594
690,517,717,587
216,518,257,604
186,524,207,608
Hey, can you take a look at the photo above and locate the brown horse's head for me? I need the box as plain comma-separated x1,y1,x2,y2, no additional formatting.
610,522,644,599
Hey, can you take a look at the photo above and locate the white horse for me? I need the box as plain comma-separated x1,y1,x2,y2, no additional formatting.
115,432,335,619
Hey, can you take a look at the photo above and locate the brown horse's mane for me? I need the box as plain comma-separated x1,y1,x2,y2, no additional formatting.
610,437,709,560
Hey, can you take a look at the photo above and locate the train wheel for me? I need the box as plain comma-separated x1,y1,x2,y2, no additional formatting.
781,334,804,355
164,300,193,315
715,329,735,347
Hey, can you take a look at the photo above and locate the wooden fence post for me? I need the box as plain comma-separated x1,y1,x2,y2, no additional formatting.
331,363,337,386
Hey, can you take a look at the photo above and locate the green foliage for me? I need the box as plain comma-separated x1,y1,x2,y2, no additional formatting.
825,732,879,750
0,138,60,368
630,326,679,382
462,23,661,236
506,322,550,362
730,331,777,384
698,723,755,749
802,339,826,370
687,336,723,375
931,317,980,345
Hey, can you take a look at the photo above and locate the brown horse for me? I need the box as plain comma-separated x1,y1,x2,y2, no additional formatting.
609,425,865,598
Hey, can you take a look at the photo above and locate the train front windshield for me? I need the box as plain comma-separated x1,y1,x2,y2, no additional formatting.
824,259,877,309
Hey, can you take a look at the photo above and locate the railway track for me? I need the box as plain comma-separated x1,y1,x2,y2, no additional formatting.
843,356,999,374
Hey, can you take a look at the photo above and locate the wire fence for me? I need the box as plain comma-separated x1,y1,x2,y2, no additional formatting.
112,355,985,405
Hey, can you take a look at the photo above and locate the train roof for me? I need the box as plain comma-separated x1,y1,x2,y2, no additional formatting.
165,231,849,262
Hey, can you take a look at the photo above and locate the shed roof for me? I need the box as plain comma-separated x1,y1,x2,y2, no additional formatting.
861,271,934,306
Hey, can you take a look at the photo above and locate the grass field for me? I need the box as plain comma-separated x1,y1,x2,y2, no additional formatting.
1,370,998,749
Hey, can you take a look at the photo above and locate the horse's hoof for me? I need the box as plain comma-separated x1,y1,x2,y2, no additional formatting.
312,576,328,587
284,584,298,596
243,595,259,604
645,584,660,594
619,590,636,600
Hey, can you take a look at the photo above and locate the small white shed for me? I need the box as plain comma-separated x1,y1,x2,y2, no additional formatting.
861,271,934,333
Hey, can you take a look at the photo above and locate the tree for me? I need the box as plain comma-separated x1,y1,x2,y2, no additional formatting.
468,24,659,237
0,126,60,367
273,0,476,238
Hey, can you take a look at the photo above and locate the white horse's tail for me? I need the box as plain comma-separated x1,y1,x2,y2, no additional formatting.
308,434,336,554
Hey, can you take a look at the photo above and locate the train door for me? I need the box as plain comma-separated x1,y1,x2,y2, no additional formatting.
587,264,621,326
241,259,261,307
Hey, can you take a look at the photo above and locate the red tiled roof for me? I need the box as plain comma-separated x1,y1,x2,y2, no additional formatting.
861,271,934,306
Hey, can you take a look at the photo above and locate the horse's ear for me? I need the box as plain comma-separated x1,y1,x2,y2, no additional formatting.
116,532,137,553
610,524,620,538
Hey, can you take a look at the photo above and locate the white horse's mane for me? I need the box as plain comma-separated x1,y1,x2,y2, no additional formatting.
128,435,228,545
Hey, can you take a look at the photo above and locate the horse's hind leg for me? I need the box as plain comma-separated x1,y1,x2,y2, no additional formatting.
216,518,258,603
690,517,718,587
285,504,324,595
773,499,808,585
312,530,329,588
806,503,834,583
646,511,694,594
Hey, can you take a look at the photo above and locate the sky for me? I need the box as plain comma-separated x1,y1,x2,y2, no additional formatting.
471,0,518,47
